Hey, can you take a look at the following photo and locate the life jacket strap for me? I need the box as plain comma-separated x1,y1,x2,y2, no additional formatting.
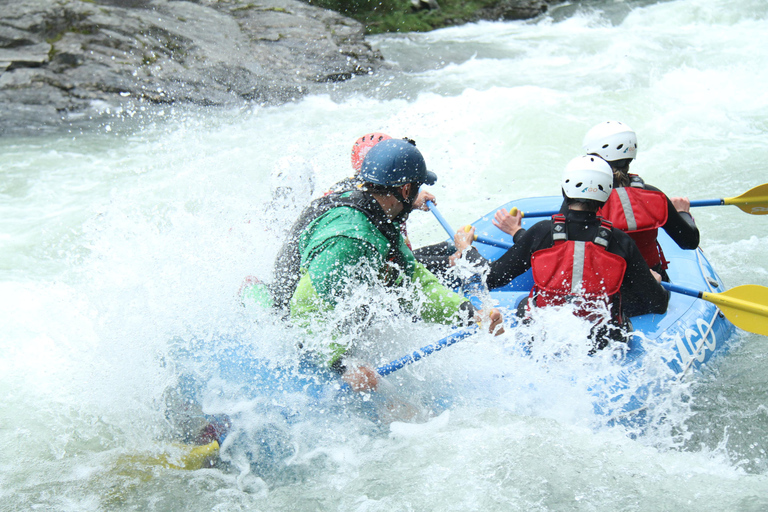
629,174,646,188
570,241,586,294
616,188,638,231
551,214,567,243
550,214,614,248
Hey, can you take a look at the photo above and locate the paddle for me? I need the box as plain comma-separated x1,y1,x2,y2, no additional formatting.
376,327,477,376
426,200,513,250
662,282,768,336
508,183,768,219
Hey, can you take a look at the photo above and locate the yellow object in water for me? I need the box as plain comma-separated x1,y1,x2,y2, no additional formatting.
116,440,220,473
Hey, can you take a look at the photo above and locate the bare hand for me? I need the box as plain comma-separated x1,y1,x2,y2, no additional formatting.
453,225,475,254
413,190,436,211
488,308,504,336
342,365,379,392
670,197,691,213
650,269,662,284
492,208,523,236
476,308,504,336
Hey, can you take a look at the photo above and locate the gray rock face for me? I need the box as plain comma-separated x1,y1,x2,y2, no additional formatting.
475,0,548,22
0,0,384,133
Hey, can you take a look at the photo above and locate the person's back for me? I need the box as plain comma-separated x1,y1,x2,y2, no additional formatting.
583,121,700,276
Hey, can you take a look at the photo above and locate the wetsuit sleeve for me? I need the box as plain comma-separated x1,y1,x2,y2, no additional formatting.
458,221,549,290
646,184,700,250
484,222,551,289
412,241,455,277
411,262,475,325
615,230,670,316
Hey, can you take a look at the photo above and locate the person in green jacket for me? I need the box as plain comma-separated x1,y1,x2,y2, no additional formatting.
274,138,504,392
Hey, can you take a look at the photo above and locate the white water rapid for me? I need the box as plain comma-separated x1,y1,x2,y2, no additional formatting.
2,0,768,509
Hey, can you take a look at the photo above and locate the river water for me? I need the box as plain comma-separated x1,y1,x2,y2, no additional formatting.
2,0,768,510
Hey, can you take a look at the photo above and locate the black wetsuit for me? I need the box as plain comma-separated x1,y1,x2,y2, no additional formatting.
643,183,700,251
467,209,670,319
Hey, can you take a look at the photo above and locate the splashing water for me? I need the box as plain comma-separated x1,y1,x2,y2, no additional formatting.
3,0,768,509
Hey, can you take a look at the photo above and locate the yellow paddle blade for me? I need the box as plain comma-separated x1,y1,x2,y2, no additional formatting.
702,285,768,336
116,440,220,473
724,183,768,215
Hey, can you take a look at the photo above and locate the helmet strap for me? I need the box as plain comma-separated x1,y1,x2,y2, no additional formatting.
392,183,419,221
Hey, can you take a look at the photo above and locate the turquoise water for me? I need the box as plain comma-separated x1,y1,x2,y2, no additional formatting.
2,0,768,509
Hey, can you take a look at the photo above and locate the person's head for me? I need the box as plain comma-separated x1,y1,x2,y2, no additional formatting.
351,133,392,172
582,121,637,187
359,138,437,217
561,155,614,212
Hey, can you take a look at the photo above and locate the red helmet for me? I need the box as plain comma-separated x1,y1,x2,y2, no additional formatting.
351,132,392,171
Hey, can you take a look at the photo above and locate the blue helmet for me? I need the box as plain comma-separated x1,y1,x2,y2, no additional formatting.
359,139,437,187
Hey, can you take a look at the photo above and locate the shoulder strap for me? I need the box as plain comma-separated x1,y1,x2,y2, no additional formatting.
593,217,613,249
551,214,567,244
629,174,646,188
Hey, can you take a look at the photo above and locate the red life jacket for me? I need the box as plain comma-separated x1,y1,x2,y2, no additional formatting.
597,175,668,269
529,215,627,323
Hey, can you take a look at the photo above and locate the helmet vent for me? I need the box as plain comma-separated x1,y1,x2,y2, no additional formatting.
575,182,583,187
616,144,624,150
601,144,609,149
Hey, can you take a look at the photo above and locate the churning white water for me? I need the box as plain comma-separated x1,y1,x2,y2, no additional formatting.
2,0,768,509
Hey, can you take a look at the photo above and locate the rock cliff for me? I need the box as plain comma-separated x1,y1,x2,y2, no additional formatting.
0,0,383,133
0,0,552,134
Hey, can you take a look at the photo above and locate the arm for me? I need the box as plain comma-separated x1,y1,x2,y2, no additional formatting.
411,262,477,324
615,232,670,317
453,222,544,290
646,185,700,250
664,198,699,249
484,224,545,289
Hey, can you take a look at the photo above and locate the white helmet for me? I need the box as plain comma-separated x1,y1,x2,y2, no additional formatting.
582,121,638,162
562,155,614,203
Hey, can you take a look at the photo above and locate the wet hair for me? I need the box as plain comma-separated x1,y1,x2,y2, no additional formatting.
563,192,603,212
609,158,633,187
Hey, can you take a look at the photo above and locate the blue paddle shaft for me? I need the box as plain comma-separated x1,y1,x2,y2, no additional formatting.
426,200,455,237
520,199,724,219
661,281,703,299
427,201,513,250
478,235,512,250
690,199,724,207
376,329,477,376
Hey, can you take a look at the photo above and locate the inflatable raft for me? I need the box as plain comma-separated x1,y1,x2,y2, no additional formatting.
464,195,737,418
